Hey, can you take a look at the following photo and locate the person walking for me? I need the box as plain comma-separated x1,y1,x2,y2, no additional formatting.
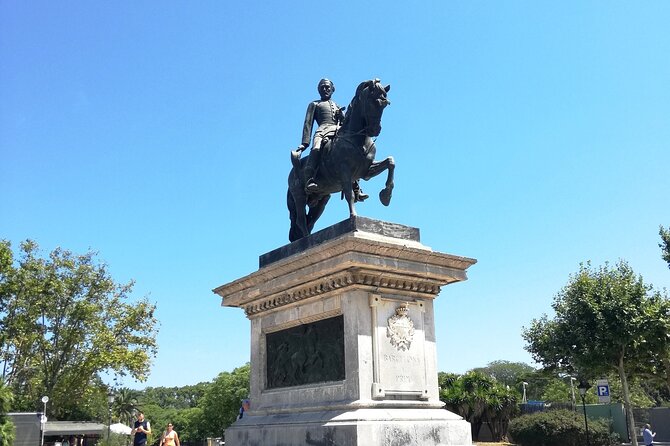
131,412,152,446
159,423,180,446
643,423,656,446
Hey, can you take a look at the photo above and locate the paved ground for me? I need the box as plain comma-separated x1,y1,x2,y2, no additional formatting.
598,442,670,446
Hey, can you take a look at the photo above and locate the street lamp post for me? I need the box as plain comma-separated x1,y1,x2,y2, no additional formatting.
40,396,49,446
578,379,591,446
107,390,115,441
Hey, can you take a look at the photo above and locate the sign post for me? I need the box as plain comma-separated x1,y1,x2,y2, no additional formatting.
596,379,610,404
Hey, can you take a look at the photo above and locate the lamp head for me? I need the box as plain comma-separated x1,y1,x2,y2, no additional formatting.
577,378,590,396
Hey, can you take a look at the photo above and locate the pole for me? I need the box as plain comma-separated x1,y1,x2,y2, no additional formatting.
107,390,115,443
40,397,48,446
581,394,590,446
570,377,576,411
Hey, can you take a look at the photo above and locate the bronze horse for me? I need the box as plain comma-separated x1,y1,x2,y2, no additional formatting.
287,79,395,242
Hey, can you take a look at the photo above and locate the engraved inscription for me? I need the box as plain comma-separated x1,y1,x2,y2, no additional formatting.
376,300,427,396
383,354,421,364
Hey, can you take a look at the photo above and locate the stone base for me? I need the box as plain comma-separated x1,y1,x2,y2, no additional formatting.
225,408,472,446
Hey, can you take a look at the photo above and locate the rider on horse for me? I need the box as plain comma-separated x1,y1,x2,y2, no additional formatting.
295,78,368,202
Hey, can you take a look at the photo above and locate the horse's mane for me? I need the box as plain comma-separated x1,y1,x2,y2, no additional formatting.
341,80,374,129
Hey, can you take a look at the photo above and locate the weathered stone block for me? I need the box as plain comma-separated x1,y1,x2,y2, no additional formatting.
213,218,476,445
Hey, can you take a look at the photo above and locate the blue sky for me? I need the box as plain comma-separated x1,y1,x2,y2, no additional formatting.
2,1,669,389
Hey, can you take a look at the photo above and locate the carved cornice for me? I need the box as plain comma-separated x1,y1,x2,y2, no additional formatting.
243,268,444,317
214,230,476,318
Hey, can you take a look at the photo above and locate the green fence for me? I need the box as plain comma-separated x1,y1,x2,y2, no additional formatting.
583,403,628,441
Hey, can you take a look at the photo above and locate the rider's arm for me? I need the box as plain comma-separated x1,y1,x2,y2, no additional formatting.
301,102,316,148
175,432,181,446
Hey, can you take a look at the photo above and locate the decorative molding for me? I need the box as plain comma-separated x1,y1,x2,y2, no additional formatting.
243,270,443,316
213,232,476,312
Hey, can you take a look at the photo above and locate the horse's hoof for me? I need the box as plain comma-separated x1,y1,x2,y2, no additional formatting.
379,188,393,206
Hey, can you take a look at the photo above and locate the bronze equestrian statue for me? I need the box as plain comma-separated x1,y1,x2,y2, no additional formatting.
287,79,395,242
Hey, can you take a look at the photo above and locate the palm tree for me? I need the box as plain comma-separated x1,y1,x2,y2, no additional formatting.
113,388,141,426
439,370,519,441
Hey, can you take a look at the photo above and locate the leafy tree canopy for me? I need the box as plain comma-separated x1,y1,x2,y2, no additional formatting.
198,364,250,439
0,382,15,446
660,225,670,270
522,260,670,446
0,240,159,420
470,360,536,388
142,382,210,410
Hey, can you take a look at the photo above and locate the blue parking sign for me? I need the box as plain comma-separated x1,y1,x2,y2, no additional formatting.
596,379,610,403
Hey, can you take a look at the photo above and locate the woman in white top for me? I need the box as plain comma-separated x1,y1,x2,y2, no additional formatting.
160,423,180,446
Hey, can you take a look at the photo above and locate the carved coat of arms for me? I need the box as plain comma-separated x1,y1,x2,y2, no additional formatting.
386,303,415,351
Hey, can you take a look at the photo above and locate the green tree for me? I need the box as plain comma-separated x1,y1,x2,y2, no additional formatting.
439,370,519,441
660,225,670,269
0,240,159,420
523,261,670,446
113,388,141,426
0,382,15,446
198,364,250,438
471,360,536,388
142,382,210,410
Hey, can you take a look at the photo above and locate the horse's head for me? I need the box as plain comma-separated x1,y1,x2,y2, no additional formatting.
345,79,391,137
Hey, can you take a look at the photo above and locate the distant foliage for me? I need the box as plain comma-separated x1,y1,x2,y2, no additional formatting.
509,409,618,446
471,360,536,388
660,225,670,269
0,382,15,446
142,382,210,410
139,366,248,444
198,364,250,438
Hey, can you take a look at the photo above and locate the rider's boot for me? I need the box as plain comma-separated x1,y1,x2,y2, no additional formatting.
353,181,369,202
304,149,321,193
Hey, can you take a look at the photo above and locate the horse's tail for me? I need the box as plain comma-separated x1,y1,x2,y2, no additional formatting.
287,188,300,242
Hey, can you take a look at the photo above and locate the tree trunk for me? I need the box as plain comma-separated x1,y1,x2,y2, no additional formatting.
618,356,638,446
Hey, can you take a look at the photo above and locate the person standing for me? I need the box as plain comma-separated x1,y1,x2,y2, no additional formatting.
131,412,152,446
159,423,180,446
237,398,250,420
643,423,656,446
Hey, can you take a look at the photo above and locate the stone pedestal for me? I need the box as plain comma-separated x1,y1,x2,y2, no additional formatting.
213,217,476,446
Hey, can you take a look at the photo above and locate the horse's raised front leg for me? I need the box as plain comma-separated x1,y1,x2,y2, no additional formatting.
364,156,395,206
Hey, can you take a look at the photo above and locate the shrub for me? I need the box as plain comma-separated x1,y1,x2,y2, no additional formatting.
508,409,619,446
95,433,128,446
